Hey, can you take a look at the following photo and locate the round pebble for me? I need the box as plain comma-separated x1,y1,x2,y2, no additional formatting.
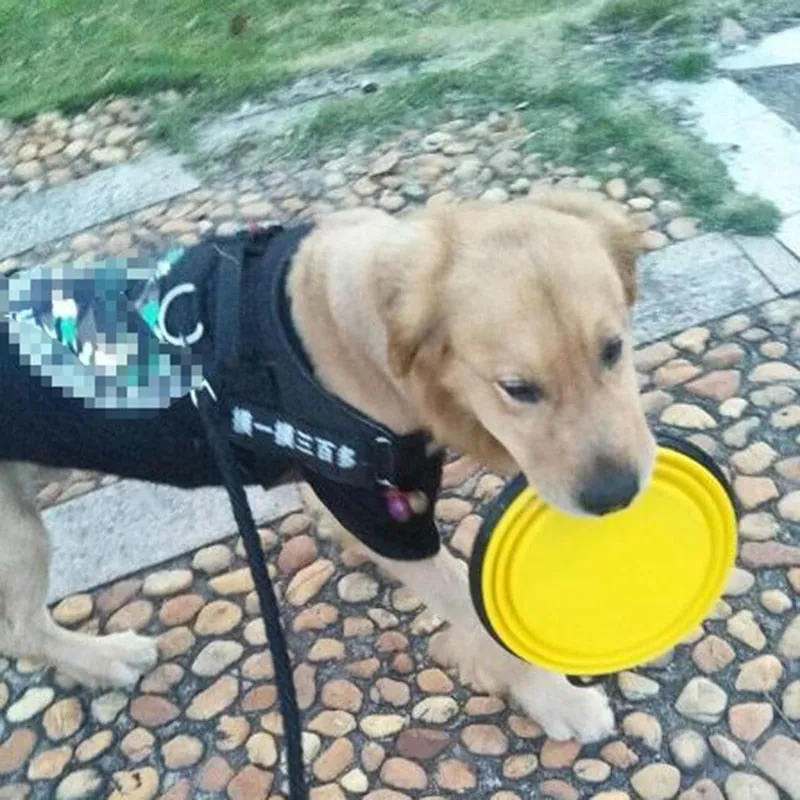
735,655,784,692
192,544,233,575
676,677,728,723
622,712,662,751
724,773,779,800
52,594,94,625
43,697,84,740
56,768,103,800
461,724,508,756
338,572,379,602
573,758,611,783
142,568,193,597
617,671,660,700
761,589,792,614
669,729,708,770
360,714,407,738
709,733,746,766
7,686,55,722
162,734,204,769
630,764,680,800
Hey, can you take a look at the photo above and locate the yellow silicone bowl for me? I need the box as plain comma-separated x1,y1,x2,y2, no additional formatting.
470,436,738,678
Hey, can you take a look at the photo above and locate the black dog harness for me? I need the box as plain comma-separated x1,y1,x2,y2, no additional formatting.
2,225,446,799
2,225,443,561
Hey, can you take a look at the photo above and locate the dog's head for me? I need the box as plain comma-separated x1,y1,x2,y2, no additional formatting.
386,191,655,517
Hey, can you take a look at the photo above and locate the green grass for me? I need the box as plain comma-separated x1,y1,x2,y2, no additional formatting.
0,0,572,120
595,0,693,31
712,194,783,235
595,0,799,32
1,0,796,123
665,46,713,80
148,100,200,150
282,53,537,155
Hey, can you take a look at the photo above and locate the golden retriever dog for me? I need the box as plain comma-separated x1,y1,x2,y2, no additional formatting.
0,190,654,744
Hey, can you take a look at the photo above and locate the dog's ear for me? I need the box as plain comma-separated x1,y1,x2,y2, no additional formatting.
381,220,453,378
529,191,643,306
386,292,443,377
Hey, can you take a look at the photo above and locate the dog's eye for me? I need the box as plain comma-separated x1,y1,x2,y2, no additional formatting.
498,379,543,404
601,337,623,369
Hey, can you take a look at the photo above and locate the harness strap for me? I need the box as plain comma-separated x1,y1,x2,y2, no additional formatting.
211,238,244,377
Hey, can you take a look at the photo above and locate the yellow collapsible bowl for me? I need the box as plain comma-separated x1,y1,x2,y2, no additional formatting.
470,436,738,678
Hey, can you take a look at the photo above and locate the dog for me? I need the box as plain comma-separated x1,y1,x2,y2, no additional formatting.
0,190,655,744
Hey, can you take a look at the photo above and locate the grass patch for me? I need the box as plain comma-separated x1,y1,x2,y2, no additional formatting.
712,194,782,235
0,0,573,120
523,89,733,216
1,0,797,123
148,100,201,150
665,47,713,80
595,0,799,33
282,52,539,156
595,0,693,31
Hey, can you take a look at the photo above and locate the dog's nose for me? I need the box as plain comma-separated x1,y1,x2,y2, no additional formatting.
578,458,639,516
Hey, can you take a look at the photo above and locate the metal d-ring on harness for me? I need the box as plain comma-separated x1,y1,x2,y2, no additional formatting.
157,283,205,347
192,379,308,799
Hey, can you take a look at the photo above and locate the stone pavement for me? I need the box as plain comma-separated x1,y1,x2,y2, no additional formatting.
1,298,800,800
2,22,800,800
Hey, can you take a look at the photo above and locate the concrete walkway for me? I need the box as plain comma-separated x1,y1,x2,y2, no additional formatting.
46,482,301,603
0,154,199,261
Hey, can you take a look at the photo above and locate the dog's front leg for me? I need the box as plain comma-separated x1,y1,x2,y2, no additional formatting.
301,482,614,742
372,546,615,744
0,463,157,688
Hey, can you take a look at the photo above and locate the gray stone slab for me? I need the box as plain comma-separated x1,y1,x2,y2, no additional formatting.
651,78,800,215
633,233,777,344
719,24,800,71
45,480,302,602
736,64,800,131
776,212,800,262
734,233,800,294
0,152,200,260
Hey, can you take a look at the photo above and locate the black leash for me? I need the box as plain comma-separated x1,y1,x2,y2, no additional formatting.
193,382,307,799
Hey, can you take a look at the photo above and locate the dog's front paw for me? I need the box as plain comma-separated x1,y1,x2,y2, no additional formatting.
512,679,615,744
74,631,159,689
105,631,158,687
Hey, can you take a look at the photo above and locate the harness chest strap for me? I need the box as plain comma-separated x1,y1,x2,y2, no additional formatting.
165,224,436,514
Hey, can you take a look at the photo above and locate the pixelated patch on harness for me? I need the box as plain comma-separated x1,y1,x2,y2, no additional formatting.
5,258,205,415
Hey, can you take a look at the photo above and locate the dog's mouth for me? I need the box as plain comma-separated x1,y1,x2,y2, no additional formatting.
523,450,656,520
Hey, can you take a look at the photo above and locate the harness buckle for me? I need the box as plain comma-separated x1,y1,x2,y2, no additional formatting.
374,436,397,489
190,378,219,408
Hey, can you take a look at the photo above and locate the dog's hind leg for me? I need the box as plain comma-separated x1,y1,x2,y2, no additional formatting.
0,462,157,688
